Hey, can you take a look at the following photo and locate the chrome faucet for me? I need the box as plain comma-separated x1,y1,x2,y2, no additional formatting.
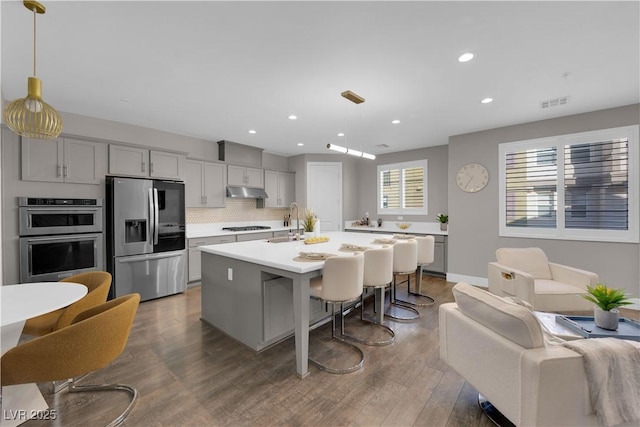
289,202,301,239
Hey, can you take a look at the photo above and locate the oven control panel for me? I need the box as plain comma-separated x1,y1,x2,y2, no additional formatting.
19,197,102,206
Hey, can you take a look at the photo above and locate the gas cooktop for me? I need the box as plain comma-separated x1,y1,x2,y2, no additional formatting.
222,225,272,232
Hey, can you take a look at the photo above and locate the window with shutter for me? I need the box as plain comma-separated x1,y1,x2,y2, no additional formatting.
377,160,428,215
499,125,639,243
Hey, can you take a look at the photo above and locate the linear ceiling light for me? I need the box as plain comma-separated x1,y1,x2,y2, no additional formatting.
327,143,348,154
328,90,375,160
4,1,63,139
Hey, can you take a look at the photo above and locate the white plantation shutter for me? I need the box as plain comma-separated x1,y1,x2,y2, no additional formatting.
377,160,428,215
499,126,639,243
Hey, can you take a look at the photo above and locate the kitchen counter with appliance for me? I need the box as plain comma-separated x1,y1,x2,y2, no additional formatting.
344,220,448,235
198,231,396,378
187,221,299,239
345,220,448,276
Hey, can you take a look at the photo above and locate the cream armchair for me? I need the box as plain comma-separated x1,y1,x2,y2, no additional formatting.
488,247,598,312
440,282,640,427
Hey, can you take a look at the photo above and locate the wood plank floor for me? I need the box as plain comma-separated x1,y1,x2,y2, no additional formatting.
23,276,493,427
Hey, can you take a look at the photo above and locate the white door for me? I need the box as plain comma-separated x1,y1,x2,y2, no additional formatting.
307,162,342,231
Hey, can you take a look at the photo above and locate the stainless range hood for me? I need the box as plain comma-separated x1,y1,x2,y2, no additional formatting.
226,186,269,199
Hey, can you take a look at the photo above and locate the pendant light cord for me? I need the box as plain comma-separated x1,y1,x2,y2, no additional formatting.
33,6,37,76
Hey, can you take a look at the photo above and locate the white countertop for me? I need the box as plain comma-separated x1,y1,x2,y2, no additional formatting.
199,231,400,274
344,220,448,236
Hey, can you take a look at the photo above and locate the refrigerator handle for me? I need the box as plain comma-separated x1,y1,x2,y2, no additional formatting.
148,187,155,245
153,188,159,245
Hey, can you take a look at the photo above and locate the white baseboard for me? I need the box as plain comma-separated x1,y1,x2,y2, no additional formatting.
446,273,488,287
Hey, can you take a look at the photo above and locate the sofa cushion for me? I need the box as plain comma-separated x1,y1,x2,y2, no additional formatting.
452,282,545,349
496,247,552,279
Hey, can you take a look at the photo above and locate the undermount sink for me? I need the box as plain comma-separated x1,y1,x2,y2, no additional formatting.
267,236,291,243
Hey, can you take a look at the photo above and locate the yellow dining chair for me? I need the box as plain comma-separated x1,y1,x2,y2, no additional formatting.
23,271,112,337
1,293,141,427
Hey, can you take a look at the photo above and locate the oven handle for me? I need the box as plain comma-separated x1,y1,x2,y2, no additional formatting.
25,208,101,213
22,234,100,243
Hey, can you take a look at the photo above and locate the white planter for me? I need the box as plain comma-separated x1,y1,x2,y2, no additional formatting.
594,306,619,331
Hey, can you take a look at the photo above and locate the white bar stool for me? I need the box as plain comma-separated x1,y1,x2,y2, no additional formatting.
387,240,420,321
308,253,365,374
414,236,435,305
343,246,395,346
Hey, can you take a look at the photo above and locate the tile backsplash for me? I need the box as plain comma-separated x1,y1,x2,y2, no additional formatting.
187,199,288,224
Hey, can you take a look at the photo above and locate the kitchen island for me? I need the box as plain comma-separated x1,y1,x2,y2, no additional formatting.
199,231,396,378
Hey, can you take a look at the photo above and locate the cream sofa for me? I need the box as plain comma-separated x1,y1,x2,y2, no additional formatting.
439,282,640,427
488,247,598,312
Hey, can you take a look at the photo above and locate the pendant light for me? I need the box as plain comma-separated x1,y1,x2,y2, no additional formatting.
327,90,375,160
4,0,63,139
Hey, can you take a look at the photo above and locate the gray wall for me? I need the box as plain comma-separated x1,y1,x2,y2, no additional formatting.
448,104,640,297
356,145,449,223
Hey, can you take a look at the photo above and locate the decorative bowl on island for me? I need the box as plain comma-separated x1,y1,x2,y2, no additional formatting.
396,222,411,230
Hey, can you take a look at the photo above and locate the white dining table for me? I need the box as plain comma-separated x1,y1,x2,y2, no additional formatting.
1,282,87,426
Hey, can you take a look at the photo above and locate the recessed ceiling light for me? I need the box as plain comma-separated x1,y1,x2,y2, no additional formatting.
481,97,493,104
391,119,400,124
288,115,297,120
248,130,256,134
297,143,304,146
337,132,344,137
458,52,475,63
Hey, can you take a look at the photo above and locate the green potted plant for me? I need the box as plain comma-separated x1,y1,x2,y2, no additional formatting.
302,208,317,238
437,213,448,231
582,283,632,330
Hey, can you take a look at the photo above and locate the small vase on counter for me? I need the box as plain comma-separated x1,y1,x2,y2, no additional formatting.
440,223,448,231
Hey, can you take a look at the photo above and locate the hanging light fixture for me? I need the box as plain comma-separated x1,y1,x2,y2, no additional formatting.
4,0,63,139
326,90,375,160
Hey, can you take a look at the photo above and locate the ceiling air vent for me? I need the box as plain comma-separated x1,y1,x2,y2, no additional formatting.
376,143,390,148
540,96,569,109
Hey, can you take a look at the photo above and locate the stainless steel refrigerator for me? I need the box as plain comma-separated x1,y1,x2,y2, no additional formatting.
106,176,186,301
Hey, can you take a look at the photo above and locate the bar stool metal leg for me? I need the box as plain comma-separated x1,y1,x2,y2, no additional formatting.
342,289,395,346
393,271,434,307
308,302,365,374
385,281,420,321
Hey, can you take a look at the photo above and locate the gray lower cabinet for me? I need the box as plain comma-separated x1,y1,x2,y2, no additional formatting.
236,231,273,242
263,276,328,343
188,235,237,282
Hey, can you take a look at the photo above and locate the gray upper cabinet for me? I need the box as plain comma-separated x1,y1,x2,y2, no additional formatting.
263,170,295,208
227,165,264,188
149,150,184,180
185,160,226,208
109,145,185,180
21,137,107,184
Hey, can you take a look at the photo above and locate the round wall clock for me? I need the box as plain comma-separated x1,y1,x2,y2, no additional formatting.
456,163,489,193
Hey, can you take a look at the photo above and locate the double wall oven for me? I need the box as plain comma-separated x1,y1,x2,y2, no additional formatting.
19,197,104,283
